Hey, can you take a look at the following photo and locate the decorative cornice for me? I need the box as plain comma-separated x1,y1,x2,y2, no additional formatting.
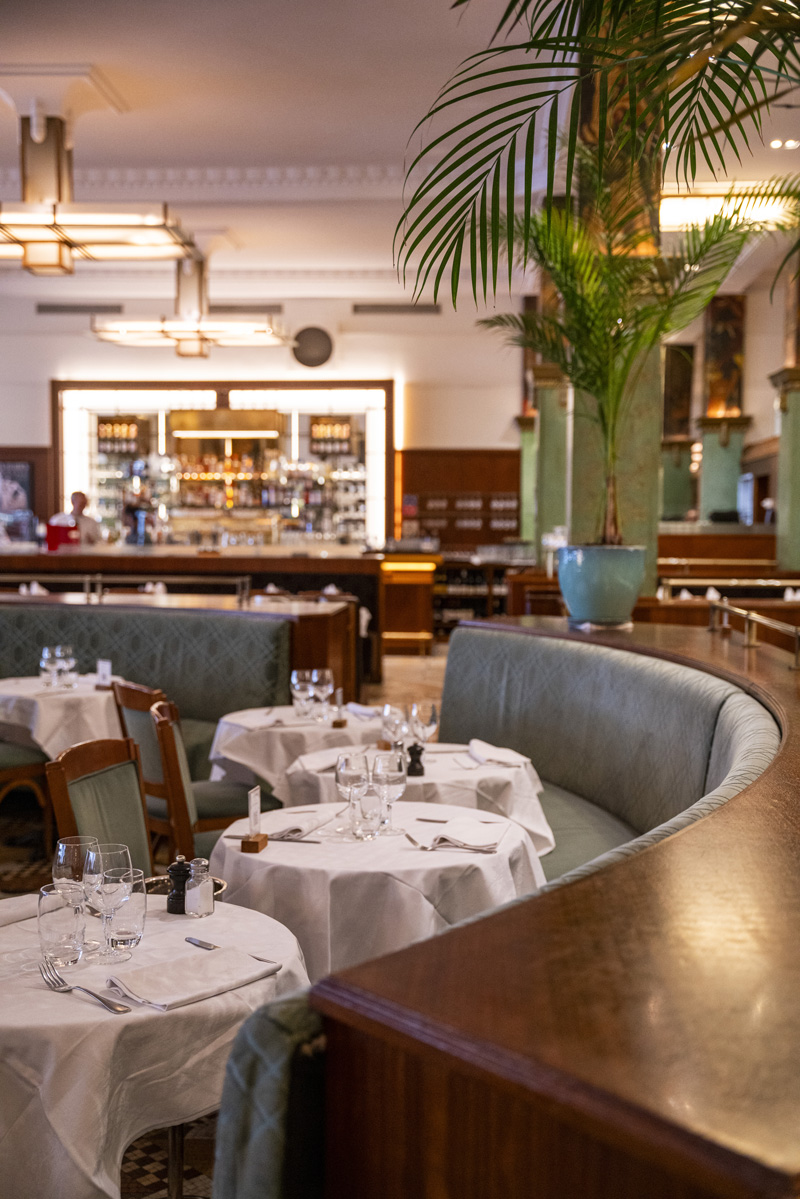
0,163,405,203
769,367,800,399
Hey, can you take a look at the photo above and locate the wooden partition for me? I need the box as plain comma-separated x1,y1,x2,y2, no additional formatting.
313,618,800,1198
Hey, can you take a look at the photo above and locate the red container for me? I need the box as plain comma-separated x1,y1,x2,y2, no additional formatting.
46,521,80,551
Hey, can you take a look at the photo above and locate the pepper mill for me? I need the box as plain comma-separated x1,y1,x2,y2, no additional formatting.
166,854,191,914
407,743,425,777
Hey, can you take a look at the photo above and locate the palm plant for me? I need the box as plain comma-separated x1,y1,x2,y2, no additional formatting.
479,143,794,544
397,0,800,302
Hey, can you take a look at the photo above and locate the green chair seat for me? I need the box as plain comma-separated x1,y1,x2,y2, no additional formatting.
146,779,280,823
538,780,636,883
194,828,225,859
0,740,48,769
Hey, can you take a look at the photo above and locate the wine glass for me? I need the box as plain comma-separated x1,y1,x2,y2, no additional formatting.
53,836,101,950
335,751,370,840
39,645,58,688
382,704,408,749
106,869,147,950
410,702,439,755
83,844,133,963
311,668,334,722
54,644,77,689
290,669,315,718
372,750,408,836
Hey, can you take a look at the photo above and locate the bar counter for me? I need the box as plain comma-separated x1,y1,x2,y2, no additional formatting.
312,617,800,1199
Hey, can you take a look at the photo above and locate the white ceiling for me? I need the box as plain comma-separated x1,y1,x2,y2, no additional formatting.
0,1,798,293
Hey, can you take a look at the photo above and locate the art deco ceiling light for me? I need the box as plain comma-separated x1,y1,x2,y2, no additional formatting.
92,257,294,357
0,113,195,275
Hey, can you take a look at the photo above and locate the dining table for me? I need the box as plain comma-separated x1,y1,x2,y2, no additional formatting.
284,742,556,852
0,673,123,760
0,892,308,1199
209,702,384,792
210,801,545,983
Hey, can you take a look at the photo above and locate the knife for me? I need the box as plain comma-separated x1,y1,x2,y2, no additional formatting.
185,937,283,968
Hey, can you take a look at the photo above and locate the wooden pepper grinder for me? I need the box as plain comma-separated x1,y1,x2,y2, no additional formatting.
166,854,191,914
407,744,425,776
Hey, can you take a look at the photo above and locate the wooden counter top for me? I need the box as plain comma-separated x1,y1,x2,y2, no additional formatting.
312,618,800,1198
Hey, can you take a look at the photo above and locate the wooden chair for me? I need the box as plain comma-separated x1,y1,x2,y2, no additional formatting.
0,746,53,854
150,700,230,861
45,738,153,876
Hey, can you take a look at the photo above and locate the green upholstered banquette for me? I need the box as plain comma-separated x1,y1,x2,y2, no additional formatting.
439,626,781,886
0,605,291,777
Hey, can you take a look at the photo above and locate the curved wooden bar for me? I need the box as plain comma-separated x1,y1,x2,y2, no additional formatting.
312,618,800,1199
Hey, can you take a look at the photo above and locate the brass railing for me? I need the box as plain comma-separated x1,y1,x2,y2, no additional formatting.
708,598,800,670
0,572,252,605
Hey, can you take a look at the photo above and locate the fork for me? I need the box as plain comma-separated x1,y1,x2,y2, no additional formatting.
39,959,130,1013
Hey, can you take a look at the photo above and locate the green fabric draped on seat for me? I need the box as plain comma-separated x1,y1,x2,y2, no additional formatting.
65,760,152,875
214,991,325,1199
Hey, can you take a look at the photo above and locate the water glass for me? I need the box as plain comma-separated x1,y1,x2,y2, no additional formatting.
38,883,85,967
373,750,408,836
354,786,383,840
107,869,147,949
335,751,370,840
290,669,315,718
84,844,133,963
55,644,78,689
39,645,58,688
53,836,99,891
311,668,334,722
382,704,409,751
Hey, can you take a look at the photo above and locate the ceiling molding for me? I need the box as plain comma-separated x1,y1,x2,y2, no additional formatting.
0,162,404,203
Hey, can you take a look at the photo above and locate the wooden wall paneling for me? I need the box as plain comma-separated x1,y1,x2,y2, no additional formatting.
401,449,521,549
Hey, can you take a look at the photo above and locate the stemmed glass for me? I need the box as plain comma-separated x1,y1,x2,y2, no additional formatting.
290,669,315,718
382,704,408,749
55,644,77,689
311,668,334,722
335,751,370,840
410,702,439,756
53,835,101,952
39,646,58,688
83,844,134,963
373,750,408,836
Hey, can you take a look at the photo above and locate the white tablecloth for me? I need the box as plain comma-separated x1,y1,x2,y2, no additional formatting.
211,801,545,982
0,674,123,759
209,704,383,793
0,895,307,1199
285,744,555,854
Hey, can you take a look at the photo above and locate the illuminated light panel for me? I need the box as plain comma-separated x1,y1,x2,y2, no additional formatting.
92,317,292,353
660,191,792,231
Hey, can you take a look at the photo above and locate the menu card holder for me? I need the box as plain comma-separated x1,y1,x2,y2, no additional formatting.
95,658,113,690
241,785,269,853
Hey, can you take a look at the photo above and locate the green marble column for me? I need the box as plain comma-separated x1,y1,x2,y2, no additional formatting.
569,347,662,595
533,366,569,561
770,369,800,569
660,439,694,520
696,416,751,521
516,414,537,543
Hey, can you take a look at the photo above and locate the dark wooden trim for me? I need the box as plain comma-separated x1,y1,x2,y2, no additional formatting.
312,618,800,1198
50,380,62,514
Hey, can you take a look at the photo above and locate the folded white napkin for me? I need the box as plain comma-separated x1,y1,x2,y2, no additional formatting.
705,586,721,600
264,811,331,840
784,587,799,602
0,893,39,927
468,739,530,767
346,702,380,719
322,583,341,595
107,948,279,1010
292,746,342,773
412,816,506,852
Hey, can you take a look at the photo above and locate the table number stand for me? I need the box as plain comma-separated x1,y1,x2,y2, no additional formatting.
242,785,269,852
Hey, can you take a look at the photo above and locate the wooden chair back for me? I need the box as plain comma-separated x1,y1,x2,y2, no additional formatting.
150,700,199,860
45,738,153,875
112,680,168,797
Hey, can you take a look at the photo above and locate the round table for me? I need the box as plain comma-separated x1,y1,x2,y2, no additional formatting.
0,894,307,1199
0,674,122,760
284,743,555,854
210,801,545,982
209,703,383,792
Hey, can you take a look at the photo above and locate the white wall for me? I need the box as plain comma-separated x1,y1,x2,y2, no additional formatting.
743,285,783,443
0,285,521,451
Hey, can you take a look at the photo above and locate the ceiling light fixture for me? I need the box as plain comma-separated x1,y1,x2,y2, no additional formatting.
0,67,196,274
92,257,295,357
771,139,784,148
785,139,800,149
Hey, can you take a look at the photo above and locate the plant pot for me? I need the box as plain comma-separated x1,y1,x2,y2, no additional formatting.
557,545,646,626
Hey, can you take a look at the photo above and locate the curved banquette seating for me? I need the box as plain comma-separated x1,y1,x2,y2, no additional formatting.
0,605,290,777
438,625,781,884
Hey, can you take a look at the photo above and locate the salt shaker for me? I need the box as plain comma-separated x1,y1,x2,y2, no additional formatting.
184,858,214,918
166,854,191,914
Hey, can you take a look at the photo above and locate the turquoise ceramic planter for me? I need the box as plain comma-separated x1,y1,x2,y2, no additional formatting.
557,545,646,625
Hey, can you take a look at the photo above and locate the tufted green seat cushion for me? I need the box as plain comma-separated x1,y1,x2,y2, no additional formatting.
440,627,743,834
0,606,291,723
146,780,279,823
0,740,48,769
538,780,635,883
